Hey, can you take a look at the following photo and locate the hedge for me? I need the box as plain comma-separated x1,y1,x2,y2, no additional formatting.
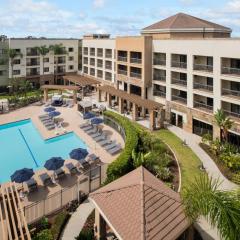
104,111,139,182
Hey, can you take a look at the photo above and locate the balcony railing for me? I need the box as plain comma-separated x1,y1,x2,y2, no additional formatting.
194,101,213,112
222,88,240,98
84,51,88,55
90,51,95,56
97,74,103,78
224,110,240,119
118,56,127,62
26,61,40,66
84,61,88,65
97,63,103,68
172,95,187,104
171,61,187,69
193,64,213,72
105,53,112,58
105,75,112,81
130,72,142,79
193,83,213,91
118,70,127,76
172,78,187,86
153,90,166,97
90,62,95,66
106,65,112,70
153,75,166,81
26,51,39,56
222,67,240,76
130,58,142,64
26,71,40,76
153,59,166,66
97,53,103,57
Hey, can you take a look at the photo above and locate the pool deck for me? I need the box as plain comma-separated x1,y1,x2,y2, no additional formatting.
0,104,124,208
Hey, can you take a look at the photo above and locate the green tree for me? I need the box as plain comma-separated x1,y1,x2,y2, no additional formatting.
214,109,233,142
183,175,240,240
49,44,67,83
7,48,23,80
19,79,32,98
34,45,49,84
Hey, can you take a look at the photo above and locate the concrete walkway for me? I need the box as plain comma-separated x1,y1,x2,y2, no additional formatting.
61,199,94,240
166,124,238,240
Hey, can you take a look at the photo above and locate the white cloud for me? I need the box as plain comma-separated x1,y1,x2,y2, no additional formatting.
93,0,106,8
227,0,240,12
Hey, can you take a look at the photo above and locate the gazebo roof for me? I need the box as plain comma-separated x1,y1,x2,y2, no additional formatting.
98,85,163,110
63,74,100,86
41,84,79,91
90,167,190,240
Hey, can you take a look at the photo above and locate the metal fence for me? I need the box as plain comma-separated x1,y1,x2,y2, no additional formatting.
24,164,108,224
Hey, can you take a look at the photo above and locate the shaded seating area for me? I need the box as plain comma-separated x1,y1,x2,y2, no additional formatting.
90,166,191,240
97,85,165,130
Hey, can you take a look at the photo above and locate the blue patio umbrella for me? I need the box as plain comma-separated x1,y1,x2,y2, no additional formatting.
44,157,64,171
83,112,95,120
48,111,61,118
44,107,56,113
11,168,34,183
91,117,103,125
69,148,89,161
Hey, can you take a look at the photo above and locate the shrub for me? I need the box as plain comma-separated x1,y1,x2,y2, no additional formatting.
232,173,240,185
104,111,139,182
75,229,94,240
220,153,240,171
51,211,70,240
32,229,53,240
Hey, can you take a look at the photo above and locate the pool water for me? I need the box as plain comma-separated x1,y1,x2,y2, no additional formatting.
0,119,87,183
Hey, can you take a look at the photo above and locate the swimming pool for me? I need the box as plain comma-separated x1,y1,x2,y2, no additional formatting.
0,119,87,183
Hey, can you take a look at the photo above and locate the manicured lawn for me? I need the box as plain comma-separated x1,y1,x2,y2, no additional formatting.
155,129,202,190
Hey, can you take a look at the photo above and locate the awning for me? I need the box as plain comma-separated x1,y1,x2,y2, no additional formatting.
78,100,92,108
98,85,163,110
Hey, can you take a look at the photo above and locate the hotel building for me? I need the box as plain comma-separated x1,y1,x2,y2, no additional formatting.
82,13,240,144
0,37,81,89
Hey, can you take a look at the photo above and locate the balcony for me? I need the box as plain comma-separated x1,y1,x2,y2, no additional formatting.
118,70,127,76
105,73,112,81
130,72,142,79
172,95,187,104
26,60,40,66
194,101,213,113
172,78,187,86
194,82,213,92
97,49,103,57
106,64,112,70
194,64,213,72
26,49,39,56
105,53,112,58
97,63,103,68
54,60,66,64
153,59,166,66
222,88,240,99
90,61,95,66
130,58,142,64
26,70,40,76
153,90,166,98
84,50,88,55
222,67,240,76
118,56,127,62
224,110,240,119
153,75,166,82
171,61,187,69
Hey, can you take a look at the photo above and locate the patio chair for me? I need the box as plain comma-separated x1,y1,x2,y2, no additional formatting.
54,168,66,180
65,162,78,175
83,125,93,132
107,144,122,155
85,126,97,135
80,123,90,129
99,139,114,147
46,125,55,131
25,178,38,193
90,129,102,138
94,133,108,142
104,142,118,151
87,153,100,164
41,118,52,123
39,114,49,119
39,173,52,186
44,122,55,128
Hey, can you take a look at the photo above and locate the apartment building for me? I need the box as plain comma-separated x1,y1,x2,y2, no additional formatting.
0,37,81,88
0,36,9,90
82,13,240,145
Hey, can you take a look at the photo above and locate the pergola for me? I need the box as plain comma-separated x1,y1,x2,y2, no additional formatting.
97,85,164,130
63,74,100,87
0,183,31,240
41,84,80,104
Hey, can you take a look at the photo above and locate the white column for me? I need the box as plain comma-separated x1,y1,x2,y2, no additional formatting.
213,56,221,113
165,52,171,101
187,54,193,108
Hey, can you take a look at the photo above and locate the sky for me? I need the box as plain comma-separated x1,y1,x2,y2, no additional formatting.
0,0,240,38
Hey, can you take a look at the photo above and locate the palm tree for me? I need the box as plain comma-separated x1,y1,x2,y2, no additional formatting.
7,48,23,86
214,109,233,142
49,44,67,83
34,45,49,84
182,175,240,240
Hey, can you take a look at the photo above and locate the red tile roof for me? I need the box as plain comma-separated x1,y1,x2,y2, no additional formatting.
90,167,190,240
142,13,231,33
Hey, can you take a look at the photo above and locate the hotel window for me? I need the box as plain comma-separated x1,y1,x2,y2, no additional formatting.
0,70,6,76
90,68,95,76
69,56,74,61
84,66,88,74
69,65,74,70
97,70,103,78
68,47,74,52
43,58,49,63
84,47,88,55
44,67,49,72
13,70,20,75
